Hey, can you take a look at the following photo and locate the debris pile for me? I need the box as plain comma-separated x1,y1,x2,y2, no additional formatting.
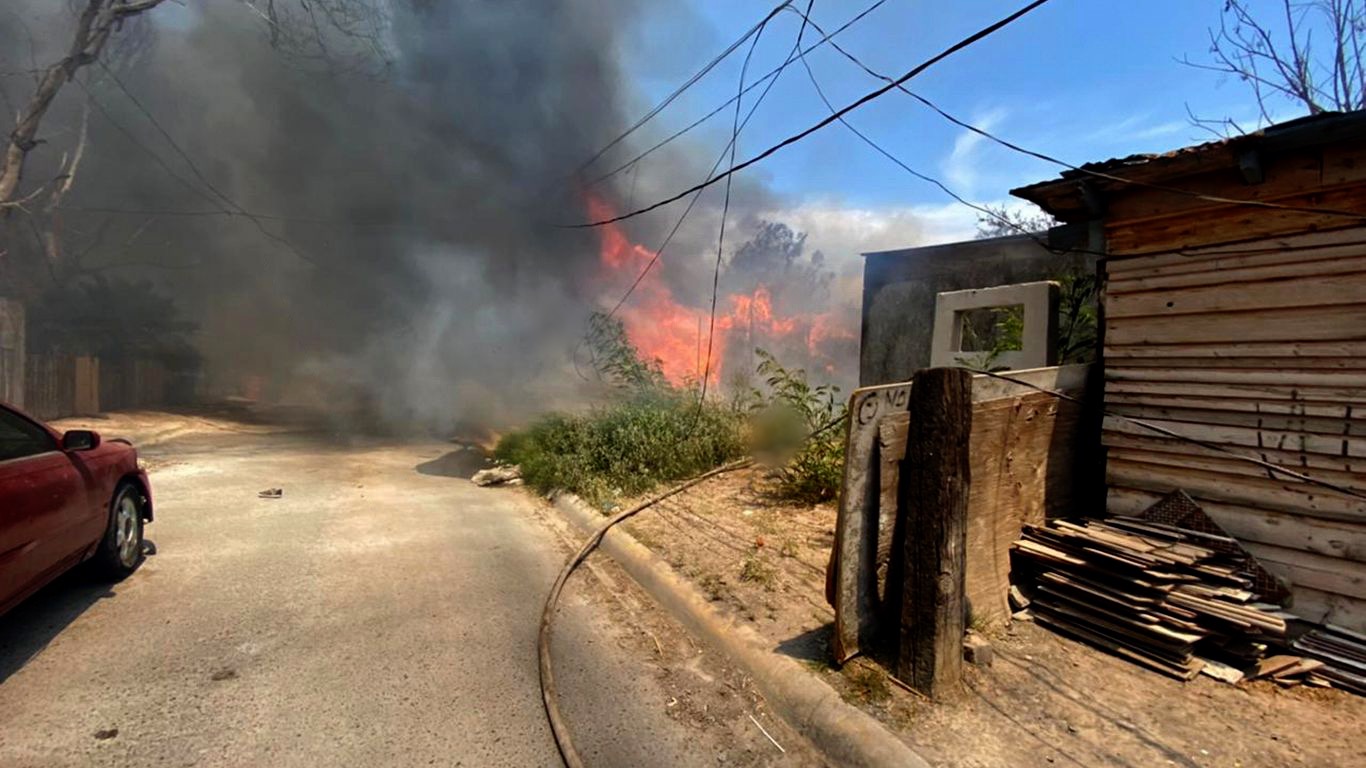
1012,516,1289,681
472,465,522,487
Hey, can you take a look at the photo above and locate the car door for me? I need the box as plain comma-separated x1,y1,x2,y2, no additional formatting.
0,406,87,610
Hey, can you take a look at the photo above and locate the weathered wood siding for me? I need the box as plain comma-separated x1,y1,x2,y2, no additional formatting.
1102,227,1366,631
830,365,1095,660
22,354,101,420
74,356,99,415
0,299,24,407
24,354,76,421
964,365,1092,629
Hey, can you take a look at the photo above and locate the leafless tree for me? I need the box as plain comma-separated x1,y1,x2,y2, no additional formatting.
244,0,392,77
1,0,391,293
0,1,166,209
1185,0,1366,134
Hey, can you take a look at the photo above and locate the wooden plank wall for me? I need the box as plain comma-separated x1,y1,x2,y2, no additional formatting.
24,354,76,421
0,299,23,407
875,365,1092,631
74,356,99,415
100,357,132,411
1102,227,1366,631
963,365,1091,628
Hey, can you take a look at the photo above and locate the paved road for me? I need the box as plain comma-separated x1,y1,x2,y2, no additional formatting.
0,414,802,767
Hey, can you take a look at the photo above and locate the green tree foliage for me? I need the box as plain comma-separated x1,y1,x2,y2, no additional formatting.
972,203,1057,240
27,276,198,364
1054,268,1097,365
585,311,668,392
956,267,1097,370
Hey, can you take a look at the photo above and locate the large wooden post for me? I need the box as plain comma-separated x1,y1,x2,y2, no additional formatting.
897,367,972,697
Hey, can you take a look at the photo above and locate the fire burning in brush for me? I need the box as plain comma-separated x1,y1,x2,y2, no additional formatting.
586,194,857,386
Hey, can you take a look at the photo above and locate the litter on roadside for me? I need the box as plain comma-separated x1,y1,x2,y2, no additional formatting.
472,465,522,487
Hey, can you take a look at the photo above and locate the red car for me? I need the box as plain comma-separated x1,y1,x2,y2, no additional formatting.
0,401,152,617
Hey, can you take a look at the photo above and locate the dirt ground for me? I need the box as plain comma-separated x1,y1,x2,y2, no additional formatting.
613,467,1366,768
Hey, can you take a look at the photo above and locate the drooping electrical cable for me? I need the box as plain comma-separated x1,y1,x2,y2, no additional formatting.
565,0,1055,229
784,4,1366,225
579,0,890,192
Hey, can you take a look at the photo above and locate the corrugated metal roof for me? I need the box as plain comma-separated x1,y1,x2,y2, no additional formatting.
1011,110,1366,220
1072,112,1345,174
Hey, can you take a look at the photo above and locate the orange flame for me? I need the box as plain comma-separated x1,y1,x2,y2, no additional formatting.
586,194,856,385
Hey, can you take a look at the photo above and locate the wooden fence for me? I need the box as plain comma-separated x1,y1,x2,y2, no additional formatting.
827,364,1096,664
23,353,175,420
0,299,23,406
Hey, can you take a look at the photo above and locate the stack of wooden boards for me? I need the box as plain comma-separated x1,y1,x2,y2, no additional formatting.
1292,625,1366,695
1012,516,1290,681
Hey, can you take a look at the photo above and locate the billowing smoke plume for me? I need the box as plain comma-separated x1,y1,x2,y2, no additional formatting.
1,1,894,431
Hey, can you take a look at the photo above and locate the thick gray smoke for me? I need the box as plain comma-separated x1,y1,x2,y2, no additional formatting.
1,1,863,432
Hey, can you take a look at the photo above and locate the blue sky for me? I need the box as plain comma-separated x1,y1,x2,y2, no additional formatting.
617,0,1303,243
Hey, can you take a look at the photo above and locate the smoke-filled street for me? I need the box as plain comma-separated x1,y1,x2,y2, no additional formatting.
0,412,811,767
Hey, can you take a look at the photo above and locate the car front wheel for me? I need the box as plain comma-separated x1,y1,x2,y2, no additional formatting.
93,483,145,581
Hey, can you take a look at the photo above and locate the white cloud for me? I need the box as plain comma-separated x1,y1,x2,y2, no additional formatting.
760,203,926,273
757,197,1020,275
942,107,1007,196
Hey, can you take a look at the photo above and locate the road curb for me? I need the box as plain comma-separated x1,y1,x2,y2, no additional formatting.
551,491,931,768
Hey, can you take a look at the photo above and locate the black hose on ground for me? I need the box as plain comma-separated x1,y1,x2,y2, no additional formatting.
537,458,756,768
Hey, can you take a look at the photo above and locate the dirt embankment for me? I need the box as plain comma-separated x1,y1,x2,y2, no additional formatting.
610,468,1366,768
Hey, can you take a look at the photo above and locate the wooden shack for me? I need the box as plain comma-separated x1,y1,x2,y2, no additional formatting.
1013,111,1366,632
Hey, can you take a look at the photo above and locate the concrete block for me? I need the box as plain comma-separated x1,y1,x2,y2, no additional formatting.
929,281,1058,370
963,631,994,666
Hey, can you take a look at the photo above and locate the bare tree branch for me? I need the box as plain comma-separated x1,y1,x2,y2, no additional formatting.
40,101,90,268
0,0,167,206
1188,0,1365,131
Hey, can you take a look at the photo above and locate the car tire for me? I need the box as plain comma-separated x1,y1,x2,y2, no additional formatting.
93,483,146,581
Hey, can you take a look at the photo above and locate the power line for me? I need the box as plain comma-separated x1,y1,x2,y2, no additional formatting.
579,4,828,392
696,9,779,404
73,76,231,214
580,0,890,192
570,1,793,180
91,60,321,265
784,6,1366,224
791,18,1064,252
908,92,1366,221
578,1,827,381
565,0,1054,229
592,0,889,327
95,61,241,213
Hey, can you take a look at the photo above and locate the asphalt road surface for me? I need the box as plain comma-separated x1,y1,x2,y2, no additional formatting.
0,411,811,767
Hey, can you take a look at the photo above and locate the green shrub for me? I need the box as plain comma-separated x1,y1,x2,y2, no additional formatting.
494,390,744,507
496,327,848,508
747,349,847,505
